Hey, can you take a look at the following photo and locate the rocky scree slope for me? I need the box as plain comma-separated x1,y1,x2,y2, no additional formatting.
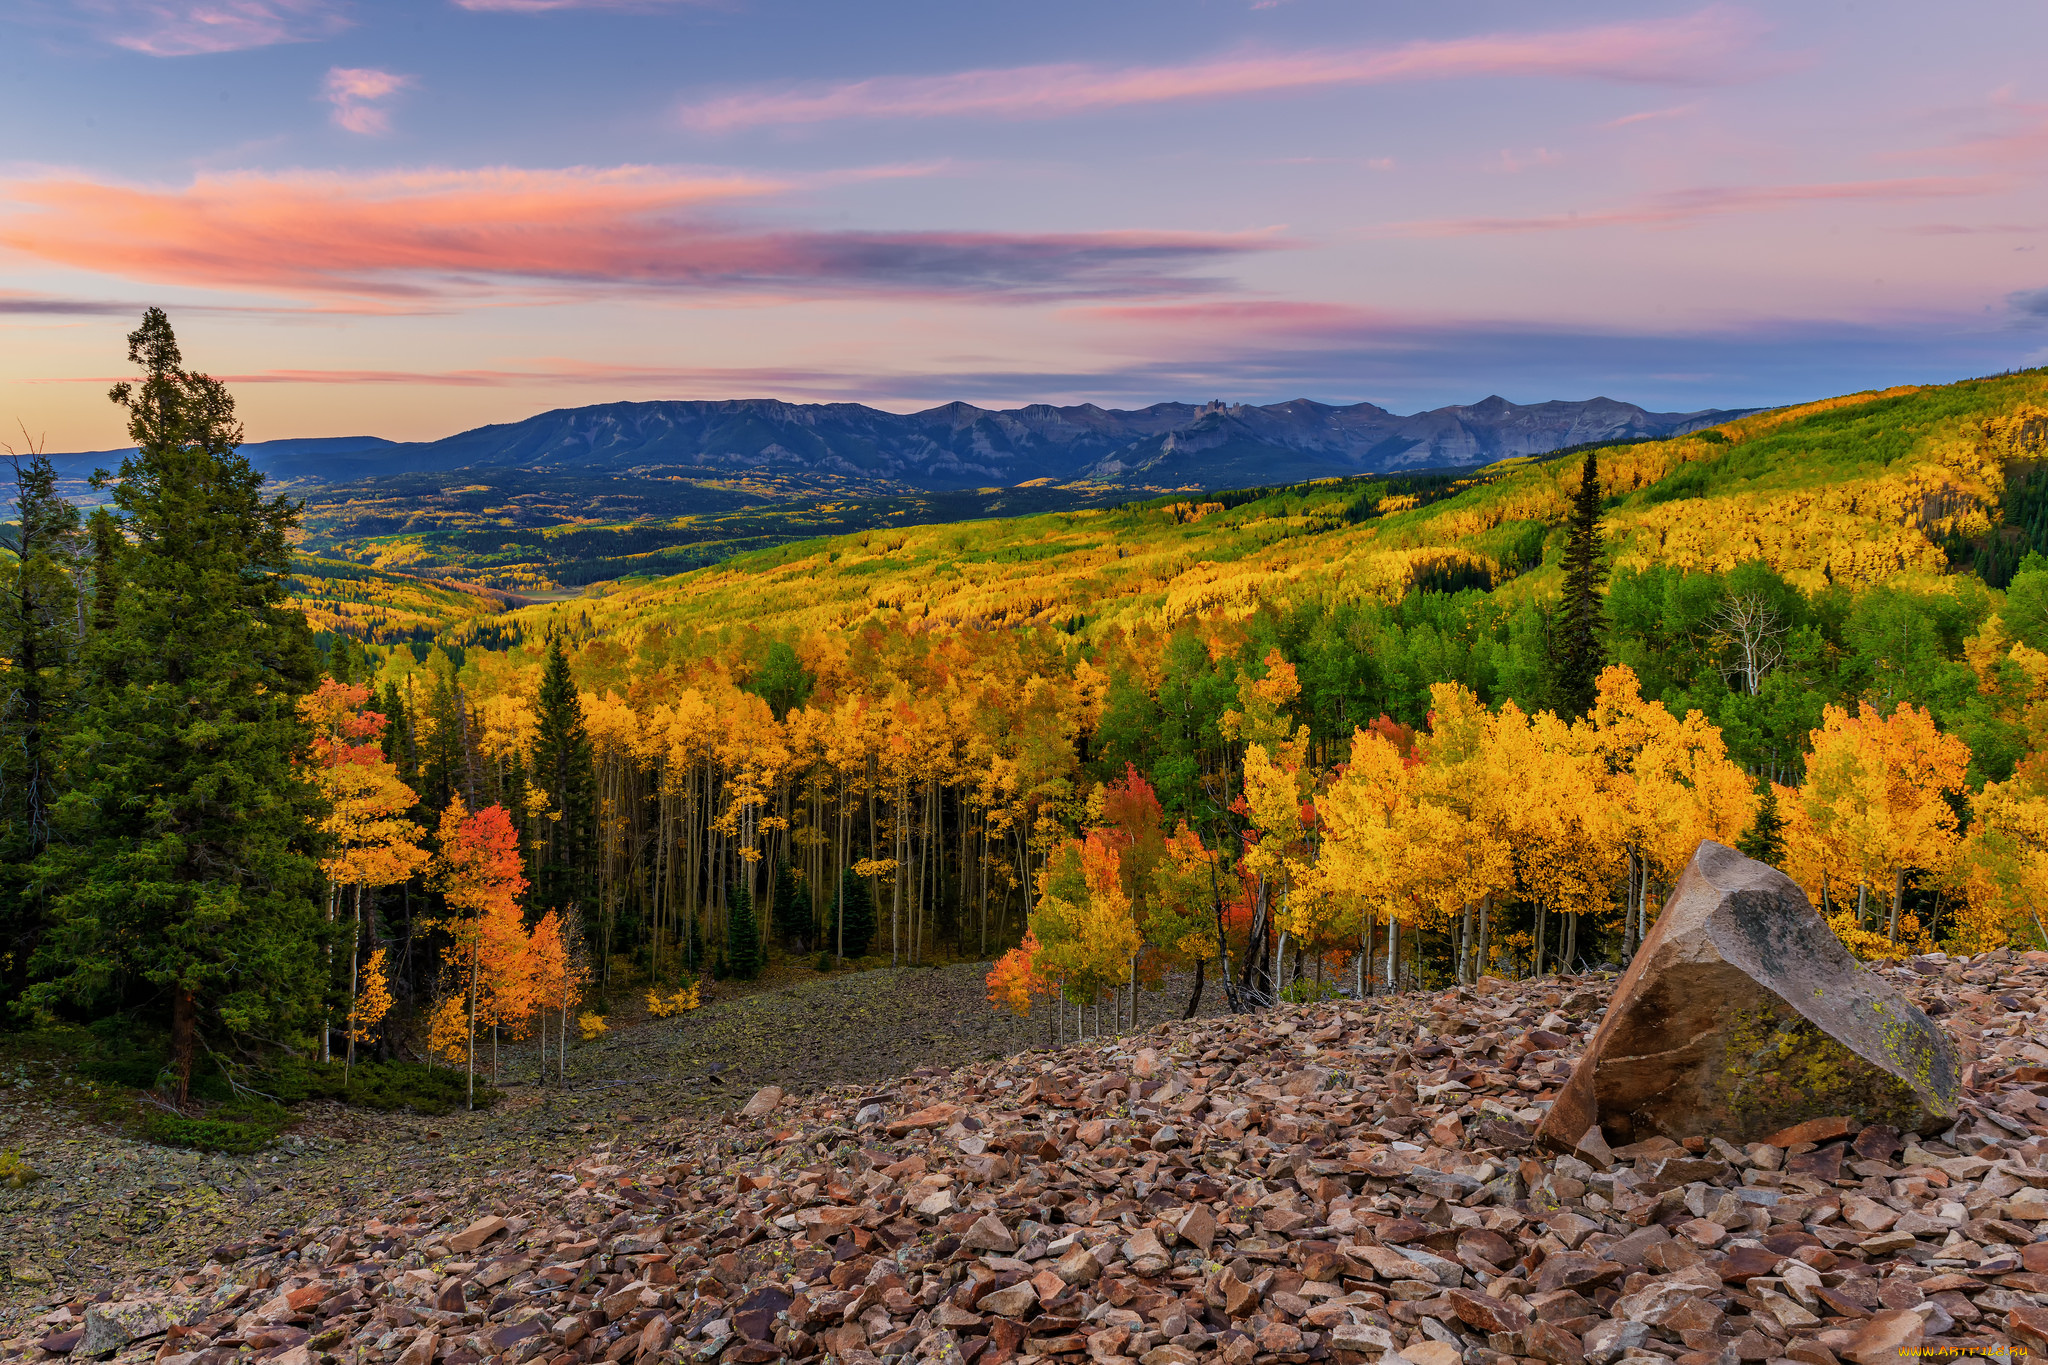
16,950,2048,1365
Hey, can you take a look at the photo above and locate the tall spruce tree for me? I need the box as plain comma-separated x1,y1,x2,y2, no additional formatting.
531,633,595,919
24,310,325,1102
1551,449,1610,716
725,881,763,980
833,868,875,959
771,859,809,950
1737,784,1788,868
0,448,82,999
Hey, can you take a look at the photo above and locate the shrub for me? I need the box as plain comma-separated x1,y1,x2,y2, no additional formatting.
256,1057,497,1115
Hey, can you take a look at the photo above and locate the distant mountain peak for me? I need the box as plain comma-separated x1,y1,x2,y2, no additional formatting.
51,393,1755,492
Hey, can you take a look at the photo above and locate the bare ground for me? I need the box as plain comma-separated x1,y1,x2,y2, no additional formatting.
0,961,1219,1312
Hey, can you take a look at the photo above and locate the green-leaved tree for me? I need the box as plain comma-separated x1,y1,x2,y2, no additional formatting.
531,632,594,919
0,445,83,999
25,309,326,1103
1552,449,1610,716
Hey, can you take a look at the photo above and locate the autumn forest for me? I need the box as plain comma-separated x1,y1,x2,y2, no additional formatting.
7,313,2048,1121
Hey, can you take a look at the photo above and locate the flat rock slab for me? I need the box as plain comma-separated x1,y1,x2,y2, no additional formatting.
1539,840,1958,1149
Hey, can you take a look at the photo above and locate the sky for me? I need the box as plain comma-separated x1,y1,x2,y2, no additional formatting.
3,0,2048,451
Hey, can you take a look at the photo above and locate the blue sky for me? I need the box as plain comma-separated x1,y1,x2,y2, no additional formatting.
3,0,2047,449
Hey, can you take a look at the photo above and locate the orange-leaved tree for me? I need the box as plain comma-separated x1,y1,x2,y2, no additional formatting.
986,930,1051,1016
300,680,428,1066
432,796,528,1108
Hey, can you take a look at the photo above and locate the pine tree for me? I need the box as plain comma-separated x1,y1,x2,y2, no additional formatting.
531,633,595,919
24,309,325,1103
771,859,810,950
85,506,121,639
833,868,875,959
1551,449,1609,716
725,880,763,980
0,447,82,999
1737,784,1788,868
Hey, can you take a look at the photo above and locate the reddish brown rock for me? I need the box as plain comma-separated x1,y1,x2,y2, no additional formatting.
1761,1116,1856,1147
1538,841,1958,1149
447,1215,507,1254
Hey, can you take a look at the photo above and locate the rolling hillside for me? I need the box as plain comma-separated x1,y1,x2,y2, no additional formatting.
452,373,2046,649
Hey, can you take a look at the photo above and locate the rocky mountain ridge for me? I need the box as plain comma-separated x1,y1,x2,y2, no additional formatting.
48,396,1750,492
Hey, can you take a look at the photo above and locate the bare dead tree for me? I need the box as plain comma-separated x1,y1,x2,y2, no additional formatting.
1709,592,1786,696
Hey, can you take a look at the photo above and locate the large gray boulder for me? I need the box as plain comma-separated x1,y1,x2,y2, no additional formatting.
1538,841,1958,1151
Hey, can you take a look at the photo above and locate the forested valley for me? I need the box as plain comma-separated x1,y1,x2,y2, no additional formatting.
5,312,2048,1151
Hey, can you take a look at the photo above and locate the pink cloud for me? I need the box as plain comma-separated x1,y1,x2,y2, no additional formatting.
1601,102,1701,129
678,8,1764,131
1384,176,2004,236
0,167,1278,306
452,0,716,8
26,361,865,389
1071,300,1389,332
86,0,350,56
1906,100,2048,169
324,67,411,135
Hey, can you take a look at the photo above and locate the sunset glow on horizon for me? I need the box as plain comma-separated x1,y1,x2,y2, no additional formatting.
3,0,2047,451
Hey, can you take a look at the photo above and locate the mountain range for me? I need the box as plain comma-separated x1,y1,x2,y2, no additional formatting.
51,394,1753,491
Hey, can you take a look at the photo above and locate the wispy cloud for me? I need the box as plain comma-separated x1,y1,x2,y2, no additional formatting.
324,67,411,135
1383,176,2002,237
0,166,1279,307
85,0,350,56
1601,102,1700,129
0,290,141,316
2011,288,2048,319
451,0,717,8
678,7,1764,131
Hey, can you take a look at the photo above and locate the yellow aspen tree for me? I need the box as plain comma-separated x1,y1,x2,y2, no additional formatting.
1953,780,2048,952
1790,702,1968,951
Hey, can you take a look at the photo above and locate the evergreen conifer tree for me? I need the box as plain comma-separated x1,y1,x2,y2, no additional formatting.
725,881,763,980
1737,784,1788,868
25,310,325,1102
531,633,595,918
85,507,121,639
833,868,875,959
0,448,81,997
771,859,809,950
1551,449,1610,715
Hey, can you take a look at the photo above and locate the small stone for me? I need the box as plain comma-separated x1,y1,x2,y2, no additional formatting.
1175,1204,1216,1253
1527,1321,1585,1365
964,1214,1018,1253
1446,1288,1528,1335
1840,1308,1922,1365
1150,1125,1181,1150
1122,1229,1170,1275
1329,1323,1396,1355
1055,1245,1101,1284
1582,1319,1648,1365
1761,1117,1856,1148
448,1215,508,1253
79,1303,168,1358
980,1282,1037,1317
741,1085,785,1119
1397,1342,1463,1365
2006,1304,2048,1356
